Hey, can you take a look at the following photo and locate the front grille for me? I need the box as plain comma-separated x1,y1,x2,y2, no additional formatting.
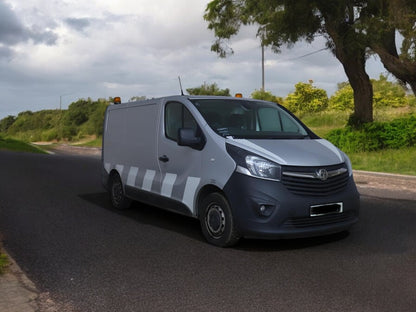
281,164,349,197
283,211,357,228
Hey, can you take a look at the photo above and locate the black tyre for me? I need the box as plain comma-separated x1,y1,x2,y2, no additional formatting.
109,173,131,210
199,192,240,247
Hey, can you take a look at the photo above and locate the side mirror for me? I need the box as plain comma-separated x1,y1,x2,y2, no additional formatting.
177,128,204,150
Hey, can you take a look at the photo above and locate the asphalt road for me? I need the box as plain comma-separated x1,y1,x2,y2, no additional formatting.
0,150,415,312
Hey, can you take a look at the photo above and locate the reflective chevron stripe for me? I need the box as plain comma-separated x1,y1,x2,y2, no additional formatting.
104,163,200,213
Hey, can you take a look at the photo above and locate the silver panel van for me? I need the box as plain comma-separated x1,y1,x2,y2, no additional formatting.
102,95,360,247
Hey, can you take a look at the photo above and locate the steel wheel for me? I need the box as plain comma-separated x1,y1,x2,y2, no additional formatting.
199,192,240,247
205,203,226,238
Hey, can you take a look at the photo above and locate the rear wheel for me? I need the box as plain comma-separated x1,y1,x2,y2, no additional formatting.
199,192,240,247
109,173,131,210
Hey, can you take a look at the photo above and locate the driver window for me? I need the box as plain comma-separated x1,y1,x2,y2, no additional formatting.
165,102,197,141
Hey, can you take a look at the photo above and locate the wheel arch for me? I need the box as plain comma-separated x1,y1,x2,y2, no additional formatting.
108,169,122,188
196,184,226,217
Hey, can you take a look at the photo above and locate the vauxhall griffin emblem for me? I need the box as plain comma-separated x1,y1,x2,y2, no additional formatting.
315,168,329,181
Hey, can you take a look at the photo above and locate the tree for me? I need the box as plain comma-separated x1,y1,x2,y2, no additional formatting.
204,0,374,125
186,82,230,96
285,81,329,113
0,115,16,132
362,0,416,95
251,89,282,104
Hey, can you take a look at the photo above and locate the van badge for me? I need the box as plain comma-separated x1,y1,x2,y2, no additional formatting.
315,169,328,181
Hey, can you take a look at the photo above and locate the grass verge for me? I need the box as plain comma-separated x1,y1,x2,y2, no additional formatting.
0,253,8,274
0,136,47,154
0,234,9,275
349,147,416,176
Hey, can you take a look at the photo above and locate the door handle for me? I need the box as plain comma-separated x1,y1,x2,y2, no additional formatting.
158,155,169,163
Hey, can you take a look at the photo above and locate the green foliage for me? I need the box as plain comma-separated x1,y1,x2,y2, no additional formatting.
251,89,282,104
6,110,61,141
62,98,110,140
186,82,230,96
329,75,410,111
0,97,110,142
329,84,354,111
77,99,109,137
408,95,416,107
372,75,408,107
326,115,416,153
285,81,328,114
0,115,16,132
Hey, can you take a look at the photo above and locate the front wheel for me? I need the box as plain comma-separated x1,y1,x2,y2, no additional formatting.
109,173,131,210
199,192,240,247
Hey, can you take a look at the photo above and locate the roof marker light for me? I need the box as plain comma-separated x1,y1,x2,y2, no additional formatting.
113,97,121,104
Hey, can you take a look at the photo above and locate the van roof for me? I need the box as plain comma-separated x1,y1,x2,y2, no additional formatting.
112,95,260,106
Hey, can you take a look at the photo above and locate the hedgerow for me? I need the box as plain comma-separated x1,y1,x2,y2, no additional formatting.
326,115,416,152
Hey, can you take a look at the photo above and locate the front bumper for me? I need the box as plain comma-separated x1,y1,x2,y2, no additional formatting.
223,172,360,239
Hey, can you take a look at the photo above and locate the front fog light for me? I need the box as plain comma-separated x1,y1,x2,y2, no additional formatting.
258,204,275,217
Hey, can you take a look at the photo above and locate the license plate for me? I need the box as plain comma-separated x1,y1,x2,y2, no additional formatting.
310,202,343,217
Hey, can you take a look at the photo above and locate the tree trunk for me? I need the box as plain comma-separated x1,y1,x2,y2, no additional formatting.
342,57,374,124
330,38,373,124
325,19,374,125
372,30,416,96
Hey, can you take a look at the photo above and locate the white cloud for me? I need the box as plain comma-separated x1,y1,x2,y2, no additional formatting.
0,0,387,118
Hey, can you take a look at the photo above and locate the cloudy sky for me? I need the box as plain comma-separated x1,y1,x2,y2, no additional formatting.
0,0,387,119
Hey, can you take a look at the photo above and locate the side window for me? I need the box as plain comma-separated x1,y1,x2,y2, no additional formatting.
165,102,197,141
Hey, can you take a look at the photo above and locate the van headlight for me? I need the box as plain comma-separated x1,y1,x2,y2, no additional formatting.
340,151,353,176
226,143,282,181
244,156,281,180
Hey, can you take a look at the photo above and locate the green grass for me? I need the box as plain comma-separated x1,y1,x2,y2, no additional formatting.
0,234,9,275
0,136,47,154
349,147,416,175
0,252,8,274
0,253,9,274
301,110,349,137
301,106,416,138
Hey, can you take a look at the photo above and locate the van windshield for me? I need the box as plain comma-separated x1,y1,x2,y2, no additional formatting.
190,99,309,139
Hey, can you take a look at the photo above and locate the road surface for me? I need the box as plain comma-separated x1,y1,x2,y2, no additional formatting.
0,150,415,312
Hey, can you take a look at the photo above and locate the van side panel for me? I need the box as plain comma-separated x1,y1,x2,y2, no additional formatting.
103,103,160,190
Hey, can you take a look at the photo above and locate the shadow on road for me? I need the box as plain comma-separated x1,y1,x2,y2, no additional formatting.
237,231,350,251
78,192,351,251
78,192,203,242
